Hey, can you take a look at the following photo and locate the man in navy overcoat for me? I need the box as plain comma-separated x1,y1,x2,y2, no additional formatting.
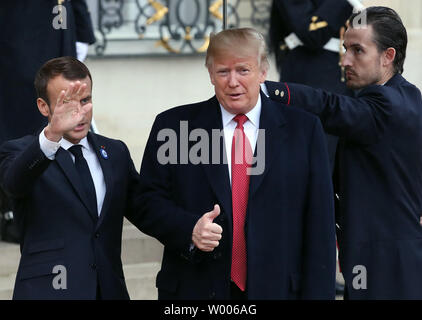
138,28,336,300
266,7,422,299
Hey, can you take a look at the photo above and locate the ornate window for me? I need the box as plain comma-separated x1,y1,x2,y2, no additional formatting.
88,0,271,56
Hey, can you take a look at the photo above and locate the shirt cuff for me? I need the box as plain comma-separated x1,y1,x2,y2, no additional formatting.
39,128,61,160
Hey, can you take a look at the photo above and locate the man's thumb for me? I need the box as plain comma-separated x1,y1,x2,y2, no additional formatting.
206,204,220,221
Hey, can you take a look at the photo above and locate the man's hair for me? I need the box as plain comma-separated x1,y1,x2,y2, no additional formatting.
205,27,269,71
349,6,407,74
34,56,93,105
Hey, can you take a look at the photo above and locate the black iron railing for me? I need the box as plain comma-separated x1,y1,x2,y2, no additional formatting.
92,0,271,56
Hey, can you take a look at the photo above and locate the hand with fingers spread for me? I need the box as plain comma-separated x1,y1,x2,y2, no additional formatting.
44,80,93,142
192,204,223,252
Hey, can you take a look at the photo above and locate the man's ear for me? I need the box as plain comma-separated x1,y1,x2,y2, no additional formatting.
259,67,268,84
383,47,396,68
208,68,216,86
37,98,50,117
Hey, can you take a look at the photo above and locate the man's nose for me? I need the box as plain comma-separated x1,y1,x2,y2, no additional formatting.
228,71,239,87
341,51,352,68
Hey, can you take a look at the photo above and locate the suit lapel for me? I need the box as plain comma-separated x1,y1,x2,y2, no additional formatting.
249,93,288,197
193,97,233,230
87,132,114,229
55,146,97,222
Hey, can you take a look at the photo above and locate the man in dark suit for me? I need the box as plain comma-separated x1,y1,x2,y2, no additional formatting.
0,0,96,242
138,28,336,299
0,57,143,299
265,7,422,299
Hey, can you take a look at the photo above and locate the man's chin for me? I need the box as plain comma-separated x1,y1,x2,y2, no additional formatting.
223,100,254,114
64,130,89,144
346,80,364,90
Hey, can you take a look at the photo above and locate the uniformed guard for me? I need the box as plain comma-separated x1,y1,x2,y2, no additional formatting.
269,0,365,171
0,0,96,242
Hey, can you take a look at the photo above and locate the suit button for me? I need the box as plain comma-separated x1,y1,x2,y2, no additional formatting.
209,291,216,299
94,233,99,238
91,264,97,270
213,252,222,260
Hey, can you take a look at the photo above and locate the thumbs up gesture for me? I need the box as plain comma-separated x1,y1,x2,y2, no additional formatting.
192,205,223,252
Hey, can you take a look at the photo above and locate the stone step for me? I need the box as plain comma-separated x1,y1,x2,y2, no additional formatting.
125,262,160,300
121,224,164,265
0,271,14,300
0,241,20,278
0,289,12,300
0,241,19,299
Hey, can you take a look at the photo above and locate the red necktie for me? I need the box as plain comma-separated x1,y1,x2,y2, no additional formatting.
231,114,252,291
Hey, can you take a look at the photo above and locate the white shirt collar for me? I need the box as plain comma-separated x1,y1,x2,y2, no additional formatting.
60,136,90,152
219,95,262,128
260,83,269,97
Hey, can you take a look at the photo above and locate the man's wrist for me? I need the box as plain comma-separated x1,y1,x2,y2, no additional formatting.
44,124,63,142
39,128,61,160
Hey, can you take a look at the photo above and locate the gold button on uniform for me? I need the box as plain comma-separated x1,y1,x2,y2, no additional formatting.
280,91,285,97
275,89,280,96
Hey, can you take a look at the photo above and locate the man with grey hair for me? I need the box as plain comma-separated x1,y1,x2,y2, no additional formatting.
138,28,336,299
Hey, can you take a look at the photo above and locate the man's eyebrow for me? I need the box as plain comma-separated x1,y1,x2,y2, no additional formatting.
343,42,363,49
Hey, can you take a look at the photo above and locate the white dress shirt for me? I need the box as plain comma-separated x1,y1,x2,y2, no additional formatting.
39,128,106,215
220,96,261,184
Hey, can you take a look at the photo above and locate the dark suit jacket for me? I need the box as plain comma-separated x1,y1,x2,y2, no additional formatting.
269,0,353,171
0,0,96,144
0,132,141,300
138,93,336,299
266,74,422,299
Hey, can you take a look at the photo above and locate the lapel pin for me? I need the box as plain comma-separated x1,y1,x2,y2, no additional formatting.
100,146,109,160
